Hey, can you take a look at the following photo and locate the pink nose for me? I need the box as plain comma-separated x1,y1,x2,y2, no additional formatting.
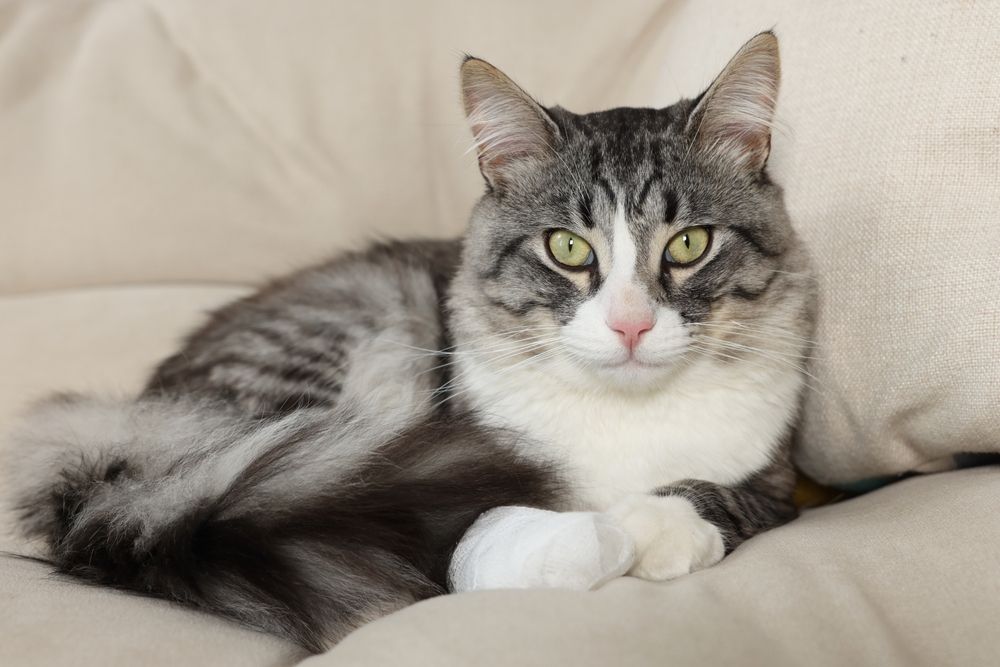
609,317,654,352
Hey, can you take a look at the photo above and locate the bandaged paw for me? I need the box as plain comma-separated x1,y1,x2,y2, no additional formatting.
607,494,725,581
448,506,635,592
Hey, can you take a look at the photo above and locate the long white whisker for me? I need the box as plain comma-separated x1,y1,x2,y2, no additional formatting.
686,344,826,396
688,321,817,345
431,337,561,394
383,326,562,358
691,339,826,391
693,335,820,362
417,336,562,379
431,346,563,410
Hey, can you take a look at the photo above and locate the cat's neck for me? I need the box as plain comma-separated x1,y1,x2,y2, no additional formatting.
450,340,804,510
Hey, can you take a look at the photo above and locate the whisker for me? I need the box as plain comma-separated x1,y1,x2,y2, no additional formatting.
689,339,827,392
383,325,561,358
687,321,817,346
431,346,563,410
693,338,808,372
431,338,560,395
416,336,562,379
685,344,826,396
692,335,821,362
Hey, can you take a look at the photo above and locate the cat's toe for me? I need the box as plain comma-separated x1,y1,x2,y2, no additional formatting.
608,494,724,582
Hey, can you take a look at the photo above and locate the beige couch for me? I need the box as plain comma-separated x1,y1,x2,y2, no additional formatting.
2,1,998,665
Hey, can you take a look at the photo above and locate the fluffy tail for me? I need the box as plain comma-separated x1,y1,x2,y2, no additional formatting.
3,394,558,651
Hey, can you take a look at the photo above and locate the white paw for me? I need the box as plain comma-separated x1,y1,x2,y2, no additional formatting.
607,494,725,581
518,512,635,590
448,507,635,592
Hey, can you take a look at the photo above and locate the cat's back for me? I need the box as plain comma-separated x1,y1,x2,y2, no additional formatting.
146,239,462,418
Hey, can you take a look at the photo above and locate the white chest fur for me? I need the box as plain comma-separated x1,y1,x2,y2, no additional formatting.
457,354,802,511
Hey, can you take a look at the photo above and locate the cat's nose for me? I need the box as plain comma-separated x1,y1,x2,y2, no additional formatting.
608,316,654,352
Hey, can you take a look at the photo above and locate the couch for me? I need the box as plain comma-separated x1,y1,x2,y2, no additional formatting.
2,1,998,665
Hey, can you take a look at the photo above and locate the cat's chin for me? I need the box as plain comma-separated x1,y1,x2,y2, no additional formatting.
557,354,687,394
598,362,682,392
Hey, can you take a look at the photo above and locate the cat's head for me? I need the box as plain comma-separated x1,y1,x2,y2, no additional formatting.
451,32,815,393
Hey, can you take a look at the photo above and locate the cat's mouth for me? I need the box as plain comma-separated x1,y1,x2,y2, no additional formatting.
605,358,661,369
584,346,689,373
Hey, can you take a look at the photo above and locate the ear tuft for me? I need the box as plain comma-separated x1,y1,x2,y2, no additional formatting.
460,57,559,189
687,32,781,172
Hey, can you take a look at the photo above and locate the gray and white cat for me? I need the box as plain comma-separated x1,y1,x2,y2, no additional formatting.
6,32,814,652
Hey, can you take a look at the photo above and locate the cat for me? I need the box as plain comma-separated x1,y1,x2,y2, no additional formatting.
4,31,814,652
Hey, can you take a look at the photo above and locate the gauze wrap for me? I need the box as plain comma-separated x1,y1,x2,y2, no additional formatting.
448,506,636,592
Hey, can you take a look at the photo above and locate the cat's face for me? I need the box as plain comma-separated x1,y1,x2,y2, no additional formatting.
453,33,814,392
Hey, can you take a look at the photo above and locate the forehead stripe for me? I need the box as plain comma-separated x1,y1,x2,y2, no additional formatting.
589,145,618,208
633,172,659,215
663,190,679,223
596,177,617,208
606,204,638,287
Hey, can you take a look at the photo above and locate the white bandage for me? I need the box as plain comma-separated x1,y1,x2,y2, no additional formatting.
447,506,636,592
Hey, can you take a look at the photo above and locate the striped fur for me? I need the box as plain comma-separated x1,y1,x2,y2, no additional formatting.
4,32,814,650
9,395,560,651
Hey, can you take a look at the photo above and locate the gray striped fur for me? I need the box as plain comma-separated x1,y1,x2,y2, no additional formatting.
4,32,813,651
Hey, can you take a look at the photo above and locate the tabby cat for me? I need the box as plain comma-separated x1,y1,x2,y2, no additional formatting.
6,32,814,652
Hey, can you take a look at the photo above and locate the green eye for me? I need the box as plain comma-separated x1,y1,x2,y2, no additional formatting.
665,226,711,265
547,229,595,269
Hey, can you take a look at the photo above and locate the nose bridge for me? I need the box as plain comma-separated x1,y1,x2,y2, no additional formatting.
608,282,652,323
603,205,654,323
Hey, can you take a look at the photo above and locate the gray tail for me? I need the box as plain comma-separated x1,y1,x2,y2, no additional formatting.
3,394,559,651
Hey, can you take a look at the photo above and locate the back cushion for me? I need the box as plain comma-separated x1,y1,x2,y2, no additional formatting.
1,0,997,484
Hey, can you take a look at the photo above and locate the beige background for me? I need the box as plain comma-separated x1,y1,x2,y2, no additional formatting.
3,0,998,483
1,1,999,664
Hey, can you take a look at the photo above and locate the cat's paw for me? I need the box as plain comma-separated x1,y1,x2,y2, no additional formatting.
448,507,635,592
518,511,635,590
607,494,724,581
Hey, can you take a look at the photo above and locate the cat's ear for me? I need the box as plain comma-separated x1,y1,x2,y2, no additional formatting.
461,57,560,190
686,32,780,172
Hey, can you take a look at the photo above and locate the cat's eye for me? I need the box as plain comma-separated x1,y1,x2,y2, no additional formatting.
664,226,711,266
546,230,595,269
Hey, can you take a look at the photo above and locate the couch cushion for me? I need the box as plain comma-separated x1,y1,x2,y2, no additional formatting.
0,0,677,294
766,1,1000,483
0,554,307,667
0,5,999,665
3,0,998,484
0,285,247,431
308,467,1000,667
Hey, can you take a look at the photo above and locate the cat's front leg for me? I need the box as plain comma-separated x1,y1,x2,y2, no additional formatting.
607,459,797,581
447,506,636,592
607,493,725,580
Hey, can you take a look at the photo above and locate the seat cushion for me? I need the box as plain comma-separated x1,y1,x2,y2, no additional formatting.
0,554,307,667
0,285,247,431
1,2,999,666
308,467,1000,667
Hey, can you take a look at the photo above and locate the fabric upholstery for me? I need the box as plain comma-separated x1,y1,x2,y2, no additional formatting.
3,467,997,667
768,2,1000,483
1,1,999,665
0,554,308,667
2,0,997,483
312,467,1000,667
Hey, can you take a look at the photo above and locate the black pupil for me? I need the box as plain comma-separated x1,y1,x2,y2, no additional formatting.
683,234,691,248
567,237,574,252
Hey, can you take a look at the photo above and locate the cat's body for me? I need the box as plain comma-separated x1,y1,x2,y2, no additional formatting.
150,240,461,423
5,33,813,652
